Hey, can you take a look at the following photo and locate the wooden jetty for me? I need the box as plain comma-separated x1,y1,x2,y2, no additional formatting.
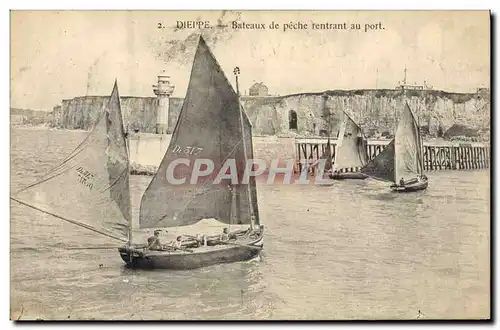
295,137,490,173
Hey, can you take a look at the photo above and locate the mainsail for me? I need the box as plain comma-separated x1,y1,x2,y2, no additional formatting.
11,82,131,241
334,111,368,171
139,36,259,229
394,103,423,181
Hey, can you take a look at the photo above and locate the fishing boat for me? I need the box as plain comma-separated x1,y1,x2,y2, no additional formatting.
118,36,263,269
330,110,369,180
11,36,264,270
360,102,428,192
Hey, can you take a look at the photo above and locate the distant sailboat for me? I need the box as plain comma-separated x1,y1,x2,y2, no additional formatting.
360,102,428,192
11,81,133,244
330,111,369,180
118,36,264,269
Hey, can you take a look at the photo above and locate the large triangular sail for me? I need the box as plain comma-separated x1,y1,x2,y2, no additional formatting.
360,140,395,182
334,111,368,171
11,82,131,241
139,36,259,229
394,103,423,181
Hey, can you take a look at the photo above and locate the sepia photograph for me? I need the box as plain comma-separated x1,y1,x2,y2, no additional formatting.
9,10,490,320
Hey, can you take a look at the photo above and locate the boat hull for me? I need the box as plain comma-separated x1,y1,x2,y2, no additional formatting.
118,232,264,270
330,172,368,180
390,179,428,192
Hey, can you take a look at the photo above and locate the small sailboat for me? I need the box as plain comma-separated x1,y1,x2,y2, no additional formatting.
360,102,428,192
118,36,263,269
330,110,369,180
11,81,133,245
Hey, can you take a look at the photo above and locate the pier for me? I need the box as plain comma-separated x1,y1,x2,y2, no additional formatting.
296,138,490,173
126,133,490,176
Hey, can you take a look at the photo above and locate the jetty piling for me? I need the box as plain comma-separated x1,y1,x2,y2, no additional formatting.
295,138,490,173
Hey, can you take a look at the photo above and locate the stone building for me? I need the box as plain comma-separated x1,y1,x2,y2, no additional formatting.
248,82,269,97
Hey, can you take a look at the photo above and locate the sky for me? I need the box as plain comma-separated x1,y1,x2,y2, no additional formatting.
10,10,490,110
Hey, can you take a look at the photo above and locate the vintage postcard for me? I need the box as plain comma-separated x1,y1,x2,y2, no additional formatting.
10,10,490,320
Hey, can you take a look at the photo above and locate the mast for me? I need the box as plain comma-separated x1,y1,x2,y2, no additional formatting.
113,79,133,246
393,138,398,184
126,127,132,246
393,98,400,184
126,132,132,245
230,184,236,233
234,66,256,230
322,93,331,138
416,101,423,175
121,92,133,246
406,99,424,176
322,93,332,169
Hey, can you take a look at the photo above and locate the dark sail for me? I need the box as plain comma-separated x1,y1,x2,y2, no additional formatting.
360,140,395,182
394,103,423,181
11,82,131,240
139,36,259,229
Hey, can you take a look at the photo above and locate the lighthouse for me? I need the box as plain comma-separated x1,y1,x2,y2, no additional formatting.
152,74,175,134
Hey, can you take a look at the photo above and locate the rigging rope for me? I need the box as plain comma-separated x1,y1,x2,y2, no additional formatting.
10,197,128,243
14,109,112,195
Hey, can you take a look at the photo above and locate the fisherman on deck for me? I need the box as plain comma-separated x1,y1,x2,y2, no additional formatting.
220,228,230,241
147,230,163,250
257,224,264,234
195,234,207,247
171,236,184,249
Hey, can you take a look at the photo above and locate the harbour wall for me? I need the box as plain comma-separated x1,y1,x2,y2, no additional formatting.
128,133,490,175
296,138,490,172
128,133,296,174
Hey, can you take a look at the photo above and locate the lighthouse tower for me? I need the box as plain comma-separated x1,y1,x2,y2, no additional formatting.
153,74,175,134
